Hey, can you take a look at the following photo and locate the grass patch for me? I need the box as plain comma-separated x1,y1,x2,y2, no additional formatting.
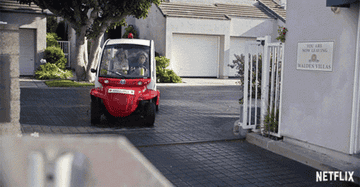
45,80,94,87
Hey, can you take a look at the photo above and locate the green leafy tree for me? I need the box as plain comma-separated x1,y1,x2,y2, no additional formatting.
46,15,58,33
18,0,162,81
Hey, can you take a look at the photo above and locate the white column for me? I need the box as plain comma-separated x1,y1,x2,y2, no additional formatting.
219,34,230,78
260,35,272,134
350,5,360,154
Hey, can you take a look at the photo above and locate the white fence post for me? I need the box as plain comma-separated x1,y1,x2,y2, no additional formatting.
234,35,285,137
277,43,285,137
260,36,271,134
243,43,250,128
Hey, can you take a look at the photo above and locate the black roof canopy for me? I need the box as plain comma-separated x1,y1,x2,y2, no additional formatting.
326,0,358,7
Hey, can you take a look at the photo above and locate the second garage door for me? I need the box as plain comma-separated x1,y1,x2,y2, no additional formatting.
171,34,219,77
19,29,36,76
229,37,257,77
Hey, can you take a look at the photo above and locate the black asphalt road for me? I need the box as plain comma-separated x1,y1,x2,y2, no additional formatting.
20,85,357,187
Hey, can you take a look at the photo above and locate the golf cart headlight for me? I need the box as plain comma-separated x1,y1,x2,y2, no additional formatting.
137,81,142,85
104,80,109,84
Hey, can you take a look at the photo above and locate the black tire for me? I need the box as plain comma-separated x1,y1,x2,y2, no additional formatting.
155,97,159,112
91,98,101,124
104,110,116,122
143,102,156,127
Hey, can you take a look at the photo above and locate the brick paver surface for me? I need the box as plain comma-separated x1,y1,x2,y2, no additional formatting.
20,85,358,187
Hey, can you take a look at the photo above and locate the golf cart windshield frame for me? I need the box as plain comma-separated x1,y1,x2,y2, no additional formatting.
99,44,151,79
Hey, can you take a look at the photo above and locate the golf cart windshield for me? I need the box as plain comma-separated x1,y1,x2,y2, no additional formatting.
99,44,150,79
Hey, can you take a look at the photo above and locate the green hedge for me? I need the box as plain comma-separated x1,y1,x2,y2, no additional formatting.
36,33,71,80
44,46,67,70
46,33,61,47
156,56,182,83
45,80,94,87
35,63,73,80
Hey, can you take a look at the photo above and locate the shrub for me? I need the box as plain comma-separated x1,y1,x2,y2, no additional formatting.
44,46,67,69
46,33,61,47
167,70,182,83
264,108,279,134
35,63,73,80
155,56,182,83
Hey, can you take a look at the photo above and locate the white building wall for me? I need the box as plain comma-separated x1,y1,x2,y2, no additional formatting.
0,12,46,71
228,37,256,77
230,17,277,41
126,2,284,78
124,5,166,56
281,0,359,154
165,17,231,77
165,17,278,77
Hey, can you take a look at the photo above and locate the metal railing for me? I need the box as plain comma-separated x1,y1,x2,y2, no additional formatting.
261,42,284,137
234,36,284,138
57,41,71,68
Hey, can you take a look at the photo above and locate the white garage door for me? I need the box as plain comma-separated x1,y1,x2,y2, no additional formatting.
19,29,36,76
172,34,219,77
229,37,256,77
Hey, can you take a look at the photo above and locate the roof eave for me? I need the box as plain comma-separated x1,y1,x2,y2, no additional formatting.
256,0,286,23
156,3,166,17
0,8,53,15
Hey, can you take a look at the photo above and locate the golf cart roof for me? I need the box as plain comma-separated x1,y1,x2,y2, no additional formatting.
105,39,151,46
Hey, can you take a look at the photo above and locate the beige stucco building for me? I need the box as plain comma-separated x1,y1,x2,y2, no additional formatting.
0,0,51,76
281,0,360,155
124,0,286,78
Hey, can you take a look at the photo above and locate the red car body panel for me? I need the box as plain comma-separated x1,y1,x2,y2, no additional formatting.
90,77,159,117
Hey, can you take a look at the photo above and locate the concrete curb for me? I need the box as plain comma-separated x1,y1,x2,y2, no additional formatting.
246,133,360,185
20,78,240,88
157,83,238,86
19,78,48,88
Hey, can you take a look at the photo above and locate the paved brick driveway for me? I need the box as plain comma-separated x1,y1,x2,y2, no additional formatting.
20,85,357,187
21,86,243,144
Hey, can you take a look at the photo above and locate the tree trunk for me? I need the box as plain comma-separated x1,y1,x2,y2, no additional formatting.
85,33,104,82
74,27,87,81
85,20,112,82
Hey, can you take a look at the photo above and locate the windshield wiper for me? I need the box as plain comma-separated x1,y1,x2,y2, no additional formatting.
107,70,126,78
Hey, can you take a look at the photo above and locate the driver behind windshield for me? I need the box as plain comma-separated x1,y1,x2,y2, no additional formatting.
112,49,129,75
129,51,149,77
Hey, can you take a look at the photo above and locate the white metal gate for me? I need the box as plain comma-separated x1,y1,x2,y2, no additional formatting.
58,41,71,68
234,36,284,138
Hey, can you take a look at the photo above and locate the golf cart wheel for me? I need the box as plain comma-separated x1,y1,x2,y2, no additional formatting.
143,102,156,127
91,98,101,124
104,110,116,121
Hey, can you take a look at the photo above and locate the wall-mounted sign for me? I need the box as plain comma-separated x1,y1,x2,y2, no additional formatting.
297,42,334,71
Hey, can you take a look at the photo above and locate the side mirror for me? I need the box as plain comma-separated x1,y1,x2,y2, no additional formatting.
91,68,97,73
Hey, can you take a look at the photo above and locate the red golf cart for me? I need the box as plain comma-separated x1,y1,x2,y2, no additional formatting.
90,39,160,126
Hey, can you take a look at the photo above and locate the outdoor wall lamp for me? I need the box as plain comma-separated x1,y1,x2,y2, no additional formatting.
331,7,341,14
